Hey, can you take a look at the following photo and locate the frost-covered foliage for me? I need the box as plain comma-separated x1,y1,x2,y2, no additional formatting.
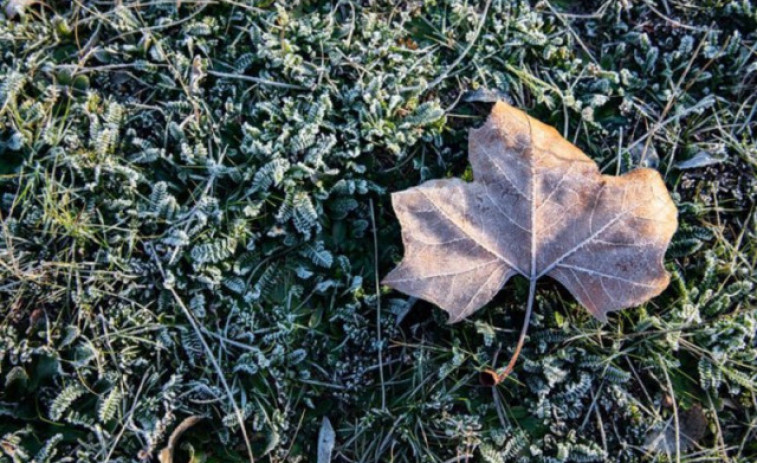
0,1,755,462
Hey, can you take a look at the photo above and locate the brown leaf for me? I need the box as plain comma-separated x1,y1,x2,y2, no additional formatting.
383,101,677,324
158,415,203,463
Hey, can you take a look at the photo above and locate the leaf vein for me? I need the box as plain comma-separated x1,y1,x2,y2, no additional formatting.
385,260,501,283
555,263,657,288
417,189,526,275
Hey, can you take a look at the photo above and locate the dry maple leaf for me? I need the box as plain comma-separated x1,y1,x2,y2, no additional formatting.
383,101,677,382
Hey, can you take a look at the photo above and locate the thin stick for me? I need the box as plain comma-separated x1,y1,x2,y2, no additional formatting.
426,0,493,91
167,286,255,463
369,198,387,410
207,69,309,91
660,355,681,463
158,415,204,463
495,278,537,383
148,245,255,463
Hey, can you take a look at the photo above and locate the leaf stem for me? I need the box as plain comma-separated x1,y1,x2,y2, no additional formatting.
495,278,536,383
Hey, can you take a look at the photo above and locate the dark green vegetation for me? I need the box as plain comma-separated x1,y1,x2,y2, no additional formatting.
0,1,755,462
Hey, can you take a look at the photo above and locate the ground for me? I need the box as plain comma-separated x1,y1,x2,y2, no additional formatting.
0,1,755,462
